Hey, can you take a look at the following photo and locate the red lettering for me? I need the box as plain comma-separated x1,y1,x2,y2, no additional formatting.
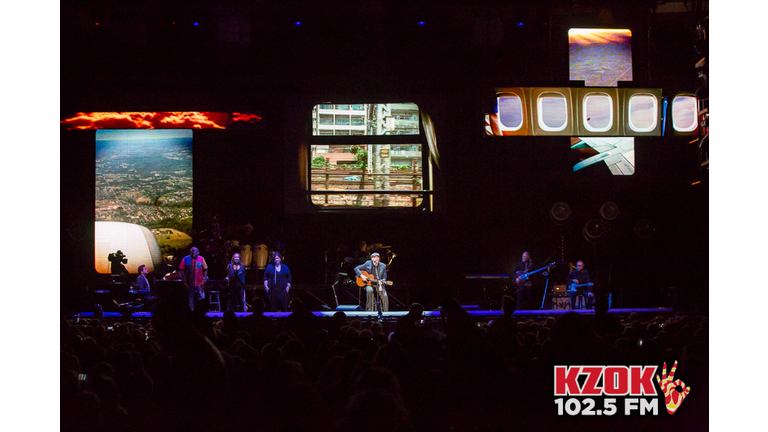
630,366,657,396
603,366,629,395
554,366,581,395
580,367,603,396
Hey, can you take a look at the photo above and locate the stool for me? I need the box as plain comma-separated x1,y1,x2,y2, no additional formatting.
207,291,221,312
574,295,584,310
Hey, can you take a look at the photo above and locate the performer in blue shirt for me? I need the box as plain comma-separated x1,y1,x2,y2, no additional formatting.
136,264,151,292
264,252,291,312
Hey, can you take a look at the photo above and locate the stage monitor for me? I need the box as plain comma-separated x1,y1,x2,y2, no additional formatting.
94,129,193,274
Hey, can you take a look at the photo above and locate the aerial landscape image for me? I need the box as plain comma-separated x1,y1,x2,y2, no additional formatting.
95,129,193,273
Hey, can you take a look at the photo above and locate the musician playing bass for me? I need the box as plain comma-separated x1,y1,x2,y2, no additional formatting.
568,260,594,309
513,251,538,309
354,252,389,312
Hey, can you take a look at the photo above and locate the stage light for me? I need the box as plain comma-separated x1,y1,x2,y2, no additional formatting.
418,21,425,26
599,202,620,222
295,21,302,26
550,202,572,225
583,219,606,242
633,220,656,242
193,22,200,27
518,22,524,26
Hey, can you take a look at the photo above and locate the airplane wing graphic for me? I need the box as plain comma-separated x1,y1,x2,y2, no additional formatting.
572,137,635,175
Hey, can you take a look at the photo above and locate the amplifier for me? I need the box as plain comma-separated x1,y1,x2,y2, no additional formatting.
551,296,571,310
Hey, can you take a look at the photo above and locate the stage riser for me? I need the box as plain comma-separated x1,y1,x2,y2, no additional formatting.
88,283,413,313
73,308,673,324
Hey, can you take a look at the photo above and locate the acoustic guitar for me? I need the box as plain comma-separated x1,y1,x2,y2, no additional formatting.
356,271,393,290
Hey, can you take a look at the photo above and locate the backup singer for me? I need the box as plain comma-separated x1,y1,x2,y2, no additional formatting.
179,247,208,311
264,252,291,312
226,253,246,312
355,252,389,312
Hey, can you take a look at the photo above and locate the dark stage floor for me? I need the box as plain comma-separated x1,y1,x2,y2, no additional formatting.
72,307,674,323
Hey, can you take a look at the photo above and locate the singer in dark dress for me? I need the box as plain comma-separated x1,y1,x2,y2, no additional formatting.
226,253,246,312
263,253,291,312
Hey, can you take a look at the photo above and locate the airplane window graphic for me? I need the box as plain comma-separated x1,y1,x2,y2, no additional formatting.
583,93,613,132
497,96,524,130
628,94,658,132
672,95,698,132
538,93,568,132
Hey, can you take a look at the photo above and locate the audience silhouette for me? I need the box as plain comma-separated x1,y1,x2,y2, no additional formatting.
61,295,708,431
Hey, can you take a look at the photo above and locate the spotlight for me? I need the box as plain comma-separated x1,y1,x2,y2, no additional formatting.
418,21,425,26
599,202,620,222
633,220,656,242
583,219,606,242
550,202,572,225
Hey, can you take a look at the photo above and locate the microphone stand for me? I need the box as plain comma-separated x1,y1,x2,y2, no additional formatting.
304,286,331,311
331,280,340,309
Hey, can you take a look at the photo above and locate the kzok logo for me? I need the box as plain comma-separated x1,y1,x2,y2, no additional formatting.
553,361,691,417
656,360,692,415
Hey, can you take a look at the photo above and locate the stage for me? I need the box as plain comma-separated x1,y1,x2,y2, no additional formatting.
71,307,674,323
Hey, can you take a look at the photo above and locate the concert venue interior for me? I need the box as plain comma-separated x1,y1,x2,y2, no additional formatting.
58,1,714,431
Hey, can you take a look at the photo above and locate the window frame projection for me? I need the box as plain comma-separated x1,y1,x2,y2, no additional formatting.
308,103,432,211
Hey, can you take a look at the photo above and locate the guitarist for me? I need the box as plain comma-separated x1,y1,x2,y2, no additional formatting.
568,260,593,309
513,251,537,310
354,252,389,312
